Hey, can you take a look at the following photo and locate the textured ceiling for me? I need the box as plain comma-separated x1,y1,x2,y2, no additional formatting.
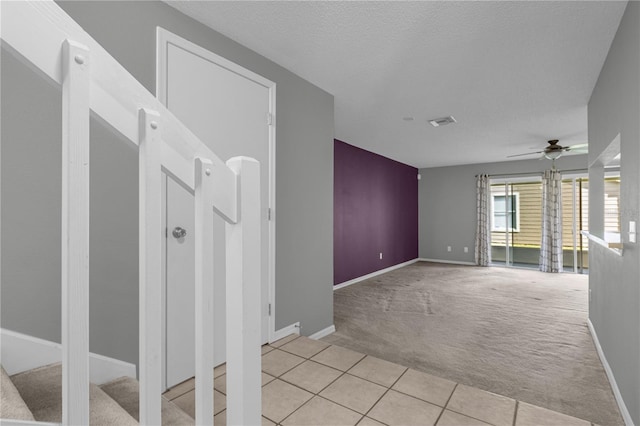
164,1,627,168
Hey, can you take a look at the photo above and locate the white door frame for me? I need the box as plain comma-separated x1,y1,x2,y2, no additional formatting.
156,28,277,345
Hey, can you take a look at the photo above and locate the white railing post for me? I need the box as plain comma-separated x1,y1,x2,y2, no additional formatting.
225,157,262,426
138,108,163,425
194,158,215,425
61,39,90,426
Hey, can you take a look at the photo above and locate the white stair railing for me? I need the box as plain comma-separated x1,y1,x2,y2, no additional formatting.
138,108,164,425
60,39,91,426
1,1,262,425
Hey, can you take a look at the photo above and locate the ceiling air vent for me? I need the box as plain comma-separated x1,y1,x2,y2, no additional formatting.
428,116,457,127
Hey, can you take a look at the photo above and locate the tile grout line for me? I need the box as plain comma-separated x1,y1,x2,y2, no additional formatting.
276,343,364,425
359,365,409,424
273,344,401,425
433,382,459,425
438,384,505,426
266,340,596,426
263,343,353,425
165,379,196,402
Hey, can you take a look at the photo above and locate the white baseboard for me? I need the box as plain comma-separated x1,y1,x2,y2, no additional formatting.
418,258,476,266
1,328,136,385
308,325,335,340
587,319,633,426
271,322,300,342
0,420,59,426
334,258,419,291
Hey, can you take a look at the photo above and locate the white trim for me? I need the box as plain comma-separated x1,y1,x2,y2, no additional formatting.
156,28,277,345
308,325,336,340
0,420,60,426
0,329,136,385
334,259,419,291
418,258,477,266
272,323,301,342
587,319,633,426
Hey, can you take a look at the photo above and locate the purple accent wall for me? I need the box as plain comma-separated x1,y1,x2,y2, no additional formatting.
334,139,418,285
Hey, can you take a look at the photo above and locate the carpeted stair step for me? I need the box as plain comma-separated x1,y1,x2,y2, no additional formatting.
1,365,35,421
101,376,194,426
9,363,138,425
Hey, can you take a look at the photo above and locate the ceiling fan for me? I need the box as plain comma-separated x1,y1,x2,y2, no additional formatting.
507,139,588,160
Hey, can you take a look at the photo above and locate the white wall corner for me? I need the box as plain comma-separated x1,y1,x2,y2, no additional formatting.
587,320,634,426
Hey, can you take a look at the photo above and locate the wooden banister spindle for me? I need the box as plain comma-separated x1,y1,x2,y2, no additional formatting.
225,157,262,426
138,108,163,425
194,158,215,425
61,39,91,426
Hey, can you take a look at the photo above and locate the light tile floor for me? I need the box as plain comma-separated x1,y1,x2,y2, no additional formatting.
164,335,597,426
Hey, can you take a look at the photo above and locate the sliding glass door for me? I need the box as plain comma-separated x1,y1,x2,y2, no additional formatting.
491,175,591,273
561,177,589,273
490,179,542,268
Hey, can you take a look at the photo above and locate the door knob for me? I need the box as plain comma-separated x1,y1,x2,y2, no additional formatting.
172,227,187,239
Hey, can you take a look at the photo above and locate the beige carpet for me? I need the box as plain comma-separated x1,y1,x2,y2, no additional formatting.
9,363,138,425
323,261,623,425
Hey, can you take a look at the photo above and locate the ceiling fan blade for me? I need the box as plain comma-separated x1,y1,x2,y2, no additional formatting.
507,151,544,158
567,143,589,154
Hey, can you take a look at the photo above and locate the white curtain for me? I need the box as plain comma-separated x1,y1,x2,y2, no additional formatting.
540,169,563,272
475,174,491,266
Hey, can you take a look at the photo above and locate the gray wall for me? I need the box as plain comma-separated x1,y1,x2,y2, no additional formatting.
1,0,334,366
419,155,588,262
587,2,640,423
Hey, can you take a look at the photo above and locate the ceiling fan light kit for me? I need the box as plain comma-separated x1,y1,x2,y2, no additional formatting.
544,150,564,160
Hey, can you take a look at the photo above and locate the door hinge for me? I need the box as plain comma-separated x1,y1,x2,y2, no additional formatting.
267,112,274,126
268,207,272,221
165,227,168,238
268,303,272,316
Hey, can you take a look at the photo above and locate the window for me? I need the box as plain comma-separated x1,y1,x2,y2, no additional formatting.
492,193,520,232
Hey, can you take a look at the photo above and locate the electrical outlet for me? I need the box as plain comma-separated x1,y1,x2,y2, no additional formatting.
379,252,383,260
464,247,469,253
447,246,452,252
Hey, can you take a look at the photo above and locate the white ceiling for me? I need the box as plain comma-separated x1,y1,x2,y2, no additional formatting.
164,1,627,168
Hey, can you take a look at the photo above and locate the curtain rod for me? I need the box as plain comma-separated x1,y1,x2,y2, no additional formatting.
485,168,588,178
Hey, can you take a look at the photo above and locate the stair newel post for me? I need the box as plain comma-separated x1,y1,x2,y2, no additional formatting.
225,157,262,426
194,158,215,425
61,39,91,426
138,108,163,425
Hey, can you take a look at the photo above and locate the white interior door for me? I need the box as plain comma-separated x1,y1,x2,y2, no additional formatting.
159,29,274,389
164,175,196,389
